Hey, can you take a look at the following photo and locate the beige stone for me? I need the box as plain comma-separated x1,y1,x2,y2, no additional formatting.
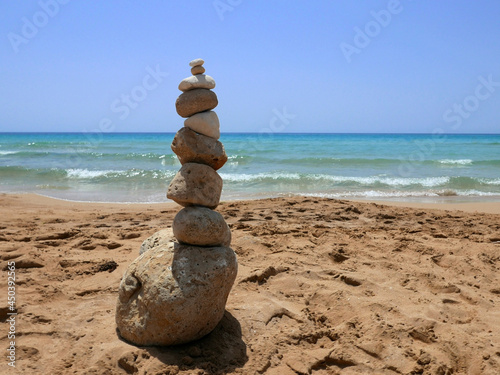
139,228,174,255
178,74,215,92
184,110,220,139
175,89,218,118
189,58,204,67
171,127,227,170
173,206,231,247
167,163,222,209
116,242,237,346
191,65,205,75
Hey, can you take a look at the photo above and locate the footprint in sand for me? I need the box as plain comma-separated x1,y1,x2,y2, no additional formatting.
75,239,97,250
239,266,289,285
3,258,44,269
340,274,363,287
91,232,108,239
35,230,80,241
119,232,141,240
104,241,122,249
16,346,41,362
0,252,22,261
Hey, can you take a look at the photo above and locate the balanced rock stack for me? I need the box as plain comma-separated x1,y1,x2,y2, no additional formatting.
115,59,237,347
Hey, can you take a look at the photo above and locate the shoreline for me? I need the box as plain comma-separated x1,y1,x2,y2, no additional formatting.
4,192,500,214
354,199,500,215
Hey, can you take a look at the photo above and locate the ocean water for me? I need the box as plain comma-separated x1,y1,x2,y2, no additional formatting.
0,132,499,203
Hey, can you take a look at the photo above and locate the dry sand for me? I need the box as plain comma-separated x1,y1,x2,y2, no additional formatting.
0,193,499,374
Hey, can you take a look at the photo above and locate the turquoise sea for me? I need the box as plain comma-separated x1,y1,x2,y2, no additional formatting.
0,132,499,203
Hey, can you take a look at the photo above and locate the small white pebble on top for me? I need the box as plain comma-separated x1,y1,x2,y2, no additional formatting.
189,58,204,68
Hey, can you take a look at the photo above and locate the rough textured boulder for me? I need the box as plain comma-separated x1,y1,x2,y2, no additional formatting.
184,110,220,140
167,163,222,209
115,242,238,346
173,206,231,247
178,74,216,92
175,89,218,118
139,228,174,255
171,127,227,170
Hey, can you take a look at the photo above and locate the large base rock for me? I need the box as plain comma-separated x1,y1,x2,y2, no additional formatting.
116,242,238,346
139,228,174,255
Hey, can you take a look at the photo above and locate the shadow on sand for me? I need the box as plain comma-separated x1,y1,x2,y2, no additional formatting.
141,310,247,374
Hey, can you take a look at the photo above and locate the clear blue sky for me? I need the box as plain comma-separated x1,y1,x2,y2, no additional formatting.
1,0,499,133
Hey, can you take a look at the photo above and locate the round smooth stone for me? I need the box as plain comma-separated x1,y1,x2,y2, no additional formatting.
167,163,222,209
116,242,237,346
175,89,218,118
184,110,220,140
173,206,231,247
178,74,215,92
189,58,204,67
171,127,227,170
191,65,205,75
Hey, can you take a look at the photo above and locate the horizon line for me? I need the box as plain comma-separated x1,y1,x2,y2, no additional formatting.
1,131,500,136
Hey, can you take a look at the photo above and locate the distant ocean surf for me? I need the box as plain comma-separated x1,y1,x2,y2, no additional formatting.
0,132,499,203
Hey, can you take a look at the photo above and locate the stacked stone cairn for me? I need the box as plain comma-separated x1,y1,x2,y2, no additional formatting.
115,58,237,346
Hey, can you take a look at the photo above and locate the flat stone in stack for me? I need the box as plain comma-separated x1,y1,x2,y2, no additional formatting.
184,111,220,139
189,58,204,67
178,74,216,92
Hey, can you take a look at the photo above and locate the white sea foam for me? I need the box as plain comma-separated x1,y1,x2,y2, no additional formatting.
221,172,450,187
66,169,120,178
219,172,302,182
0,151,17,155
479,178,500,185
302,189,500,199
312,175,449,187
302,191,439,199
438,159,473,165
458,190,500,196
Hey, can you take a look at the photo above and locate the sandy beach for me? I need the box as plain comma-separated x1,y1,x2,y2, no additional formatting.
1,193,499,374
